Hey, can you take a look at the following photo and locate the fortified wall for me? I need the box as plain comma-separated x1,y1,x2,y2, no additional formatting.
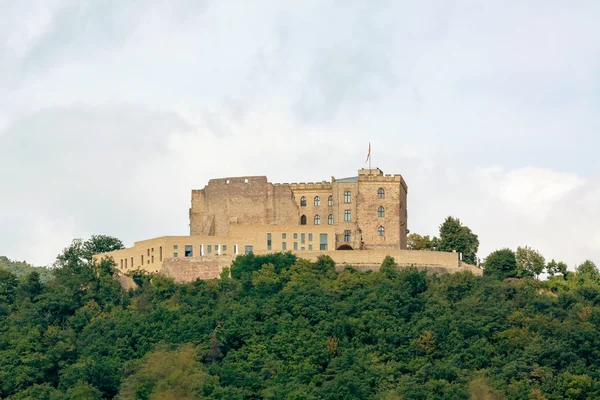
155,249,481,283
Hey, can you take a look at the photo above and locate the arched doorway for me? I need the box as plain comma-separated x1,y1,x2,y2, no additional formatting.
337,244,353,250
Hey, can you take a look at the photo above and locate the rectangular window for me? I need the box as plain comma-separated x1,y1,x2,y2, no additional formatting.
308,233,313,242
245,245,253,255
147,249,150,257
174,245,178,250
301,233,305,244
185,245,193,257
344,191,351,203
131,257,133,268
320,234,328,250
159,247,162,261
282,242,287,251
308,244,313,251
267,233,272,251
301,247,305,251
282,233,286,239
141,255,144,265
151,255,154,263
120,259,123,268
152,248,154,253
222,245,227,252
293,233,298,239
293,242,298,251
344,230,351,242
344,210,351,222
215,245,220,254
174,253,178,258
207,245,212,254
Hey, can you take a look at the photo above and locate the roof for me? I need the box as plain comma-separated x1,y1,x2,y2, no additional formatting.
335,176,359,183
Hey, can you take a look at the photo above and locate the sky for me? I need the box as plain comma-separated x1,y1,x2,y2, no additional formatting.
1,0,599,269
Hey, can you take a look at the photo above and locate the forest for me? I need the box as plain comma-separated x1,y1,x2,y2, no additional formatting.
1,235,600,399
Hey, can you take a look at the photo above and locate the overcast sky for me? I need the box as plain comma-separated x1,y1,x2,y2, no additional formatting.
1,0,599,269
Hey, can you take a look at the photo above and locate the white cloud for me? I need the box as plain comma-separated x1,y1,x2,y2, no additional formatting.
0,0,599,269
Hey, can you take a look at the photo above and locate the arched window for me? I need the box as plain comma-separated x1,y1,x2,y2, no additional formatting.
314,196,320,206
378,206,385,217
328,214,334,225
300,196,306,207
328,195,333,206
378,188,385,199
378,226,385,236
300,215,307,225
314,215,321,225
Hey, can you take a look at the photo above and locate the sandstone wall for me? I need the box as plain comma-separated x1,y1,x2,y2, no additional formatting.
161,256,233,283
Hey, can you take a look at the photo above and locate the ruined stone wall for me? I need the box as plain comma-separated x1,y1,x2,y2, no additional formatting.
190,176,300,236
161,256,234,283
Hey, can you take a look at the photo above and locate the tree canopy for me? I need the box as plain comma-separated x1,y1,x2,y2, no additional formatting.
1,235,599,399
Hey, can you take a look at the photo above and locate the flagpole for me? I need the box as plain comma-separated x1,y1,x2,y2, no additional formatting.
369,143,371,174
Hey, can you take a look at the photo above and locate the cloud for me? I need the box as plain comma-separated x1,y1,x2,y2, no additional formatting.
0,0,599,269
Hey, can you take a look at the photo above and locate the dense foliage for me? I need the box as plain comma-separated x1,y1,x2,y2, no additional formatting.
1,239,600,398
0,256,53,282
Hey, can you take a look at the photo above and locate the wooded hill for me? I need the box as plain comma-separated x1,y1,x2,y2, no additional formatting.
1,235,600,399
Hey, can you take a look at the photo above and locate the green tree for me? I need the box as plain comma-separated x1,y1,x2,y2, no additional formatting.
546,259,568,278
483,248,518,280
407,234,438,250
437,216,479,264
117,344,218,399
576,260,599,279
515,246,546,279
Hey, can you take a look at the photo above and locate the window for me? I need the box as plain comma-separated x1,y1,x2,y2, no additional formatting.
344,230,351,242
378,226,385,236
267,233,272,251
222,245,227,252
282,233,286,239
378,188,385,199
173,245,178,250
344,191,351,203
301,247,305,251
141,255,144,265
308,233,313,242
328,195,333,206
300,196,307,207
282,242,287,251
173,253,178,258
300,215,307,225
151,255,154,263
215,245,220,254
152,248,154,253
344,210,351,222
301,233,305,244
207,245,212,254
159,247,162,261
314,215,321,225
185,245,193,257
308,244,313,251
328,214,334,225
294,242,298,251
147,249,150,257
294,233,298,239
131,257,133,268
378,206,385,217
120,259,123,268
320,234,328,250
314,196,320,206
245,245,253,254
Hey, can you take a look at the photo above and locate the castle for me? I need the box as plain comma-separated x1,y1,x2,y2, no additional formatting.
96,168,481,281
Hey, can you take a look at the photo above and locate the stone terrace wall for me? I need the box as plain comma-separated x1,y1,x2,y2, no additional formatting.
158,249,481,283
161,256,235,283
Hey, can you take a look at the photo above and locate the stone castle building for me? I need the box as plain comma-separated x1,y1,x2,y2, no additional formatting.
96,168,480,281
189,167,408,251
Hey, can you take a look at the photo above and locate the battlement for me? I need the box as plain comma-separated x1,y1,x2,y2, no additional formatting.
207,176,268,186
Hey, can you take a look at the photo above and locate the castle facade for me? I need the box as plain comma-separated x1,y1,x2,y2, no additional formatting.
96,168,480,281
